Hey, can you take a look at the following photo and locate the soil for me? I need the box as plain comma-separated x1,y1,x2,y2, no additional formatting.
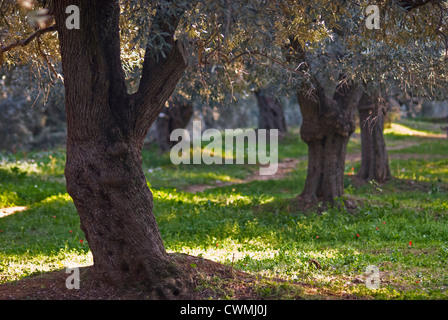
0,253,360,300
184,138,440,193
182,158,300,193
0,206,27,218
345,140,427,162
0,253,245,300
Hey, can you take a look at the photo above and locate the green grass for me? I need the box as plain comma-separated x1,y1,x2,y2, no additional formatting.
142,128,309,189
1,122,448,299
397,118,446,135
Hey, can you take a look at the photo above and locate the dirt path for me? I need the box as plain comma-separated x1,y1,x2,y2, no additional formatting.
345,140,424,162
346,137,447,162
183,158,300,193
183,135,445,193
0,206,27,218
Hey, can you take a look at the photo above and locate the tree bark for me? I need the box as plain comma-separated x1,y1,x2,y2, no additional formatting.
357,94,392,183
156,96,193,152
54,0,188,291
297,82,362,205
255,89,287,134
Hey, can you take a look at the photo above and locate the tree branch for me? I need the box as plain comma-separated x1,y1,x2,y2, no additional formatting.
132,39,188,139
36,35,63,81
396,0,435,11
226,50,308,76
138,2,185,93
0,25,56,54
132,2,190,138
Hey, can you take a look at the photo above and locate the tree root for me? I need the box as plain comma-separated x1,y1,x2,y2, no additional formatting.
145,253,197,300
296,193,360,214
147,277,194,300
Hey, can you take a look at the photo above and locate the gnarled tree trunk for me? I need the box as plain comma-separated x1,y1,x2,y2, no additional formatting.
54,0,189,293
297,83,362,205
357,94,391,183
255,89,287,134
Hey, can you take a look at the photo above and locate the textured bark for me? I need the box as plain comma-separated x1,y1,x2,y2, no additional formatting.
283,34,363,205
396,0,433,11
255,89,287,134
297,83,362,204
357,94,392,183
156,96,193,152
54,0,188,289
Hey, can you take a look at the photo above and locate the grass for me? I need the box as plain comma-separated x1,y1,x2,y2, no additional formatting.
1,120,448,299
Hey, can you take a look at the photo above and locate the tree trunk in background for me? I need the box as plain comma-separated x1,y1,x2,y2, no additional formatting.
54,1,189,294
255,89,287,134
201,105,216,130
156,96,193,152
297,84,362,205
357,94,391,183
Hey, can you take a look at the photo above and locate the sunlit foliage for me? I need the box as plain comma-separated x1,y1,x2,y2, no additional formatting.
1,0,448,106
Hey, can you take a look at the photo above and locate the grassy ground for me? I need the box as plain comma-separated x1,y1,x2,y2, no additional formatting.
0,119,448,300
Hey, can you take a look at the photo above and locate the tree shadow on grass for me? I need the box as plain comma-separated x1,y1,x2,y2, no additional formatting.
0,168,66,207
0,253,361,300
1,174,372,301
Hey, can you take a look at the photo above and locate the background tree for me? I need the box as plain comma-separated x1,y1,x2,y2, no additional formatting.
350,0,448,185
356,92,392,183
156,94,194,152
0,65,66,151
254,89,287,134
269,0,448,205
148,0,448,205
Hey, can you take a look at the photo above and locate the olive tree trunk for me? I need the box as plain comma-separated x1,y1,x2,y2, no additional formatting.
297,83,362,205
255,89,287,134
357,94,391,183
54,0,188,291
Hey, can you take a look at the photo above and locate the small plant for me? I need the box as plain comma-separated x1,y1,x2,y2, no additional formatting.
366,179,383,199
345,184,355,195
429,182,440,195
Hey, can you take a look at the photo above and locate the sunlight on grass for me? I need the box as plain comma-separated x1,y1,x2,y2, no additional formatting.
0,206,27,218
146,164,252,189
0,148,66,177
0,192,90,283
0,250,92,283
397,119,445,135
385,123,443,137
40,193,72,204
388,139,448,156
391,159,448,183
0,158,42,175
0,191,21,208
1,122,448,299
